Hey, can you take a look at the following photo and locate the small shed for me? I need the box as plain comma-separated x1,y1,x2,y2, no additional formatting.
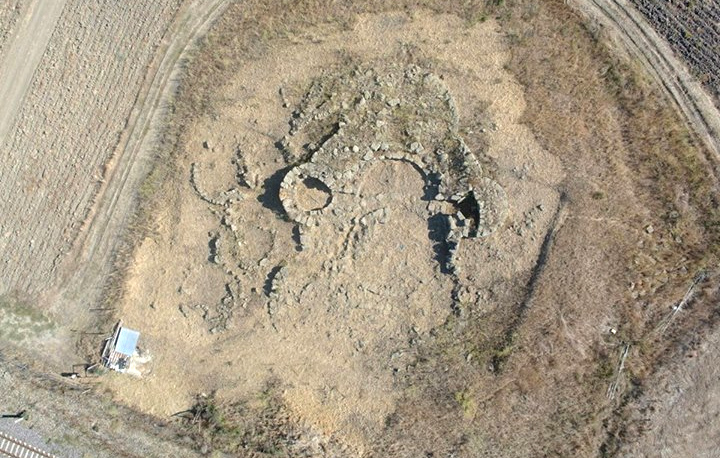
101,321,140,372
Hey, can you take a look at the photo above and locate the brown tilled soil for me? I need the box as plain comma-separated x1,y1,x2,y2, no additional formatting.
631,0,720,105
0,0,23,62
0,0,183,301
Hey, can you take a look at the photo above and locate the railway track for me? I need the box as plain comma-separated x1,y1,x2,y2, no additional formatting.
0,431,56,458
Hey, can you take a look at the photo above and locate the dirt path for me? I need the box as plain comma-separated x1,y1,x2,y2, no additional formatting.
571,0,720,163
0,0,66,147
52,0,231,330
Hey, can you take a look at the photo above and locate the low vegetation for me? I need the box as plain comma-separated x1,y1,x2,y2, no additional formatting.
178,381,321,457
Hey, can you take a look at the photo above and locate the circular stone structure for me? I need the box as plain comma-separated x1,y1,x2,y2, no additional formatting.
279,163,336,226
472,177,508,237
277,62,508,238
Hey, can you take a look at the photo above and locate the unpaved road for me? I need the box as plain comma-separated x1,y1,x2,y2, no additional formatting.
572,0,720,163
0,0,66,148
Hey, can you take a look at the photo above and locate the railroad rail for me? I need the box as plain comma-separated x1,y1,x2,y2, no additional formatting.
0,431,57,458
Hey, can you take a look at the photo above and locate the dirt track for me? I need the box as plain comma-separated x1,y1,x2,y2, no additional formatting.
0,0,66,148
572,0,720,163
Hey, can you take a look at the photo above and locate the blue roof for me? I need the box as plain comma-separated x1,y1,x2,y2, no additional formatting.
115,328,140,356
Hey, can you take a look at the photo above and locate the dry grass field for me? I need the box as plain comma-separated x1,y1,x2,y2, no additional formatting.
1,0,719,457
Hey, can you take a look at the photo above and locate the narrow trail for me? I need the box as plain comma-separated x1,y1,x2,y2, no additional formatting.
572,0,720,167
0,0,67,148
51,0,231,325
